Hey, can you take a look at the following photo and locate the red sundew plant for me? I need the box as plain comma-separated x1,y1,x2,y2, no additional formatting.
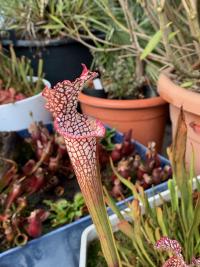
42,64,120,267
154,237,200,267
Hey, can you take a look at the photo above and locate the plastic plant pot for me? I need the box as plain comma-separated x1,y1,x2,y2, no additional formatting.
0,77,52,131
0,128,170,267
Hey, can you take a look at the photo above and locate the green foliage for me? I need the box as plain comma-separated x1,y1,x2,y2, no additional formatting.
103,178,200,266
140,30,162,60
37,0,165,99
44,193,85,227
86,0,164,99
181,81,194,88
100,128,116,151
141,0,200,91
87,231,133,267
0,0,99,40
100,110,200,266
93,50,146,99
0,0,169,98
0,45,44,96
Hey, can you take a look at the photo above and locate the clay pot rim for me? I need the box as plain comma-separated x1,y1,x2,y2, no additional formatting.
158,71,200,115
79,91,166,109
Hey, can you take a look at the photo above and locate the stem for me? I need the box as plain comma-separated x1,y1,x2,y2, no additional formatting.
158,2,200,78
29,140,52,175
140,0,159,30
182,0,200,60
65,138,121,267
118,0,144,79
42,65,122,265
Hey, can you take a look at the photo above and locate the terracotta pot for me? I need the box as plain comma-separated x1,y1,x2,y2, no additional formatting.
158,72,200,173
79,92,168,151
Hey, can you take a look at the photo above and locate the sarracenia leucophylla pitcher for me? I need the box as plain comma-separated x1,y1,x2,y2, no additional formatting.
42,64,121,267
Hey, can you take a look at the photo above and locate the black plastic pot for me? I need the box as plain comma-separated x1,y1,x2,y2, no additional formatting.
82,87,107,98
2,37,93,86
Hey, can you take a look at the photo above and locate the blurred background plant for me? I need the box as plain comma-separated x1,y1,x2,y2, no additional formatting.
0,122,85,251
0,0,172,99
139,0,200,92
0,0,102,85
0,0,99,40
46,0,169,99
0,45,43,103
44,193,85,227
87,111,200,267
2,1,199,95
0,121,171,252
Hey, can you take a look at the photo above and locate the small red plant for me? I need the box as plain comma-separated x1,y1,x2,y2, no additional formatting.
0,86,26,104
26,209,49,238
107,137,171,198
0,122,81,251
0,46,44,105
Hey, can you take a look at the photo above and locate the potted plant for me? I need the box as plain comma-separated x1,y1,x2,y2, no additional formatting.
0,63,171,267
79,109,200,267
0,121,89,267
0,46,51,131
141,0,200,173
0,0,98,85
34,64,172,267
0,122,170,267
0,64,172,267
56,0,169,151
80,175,200,267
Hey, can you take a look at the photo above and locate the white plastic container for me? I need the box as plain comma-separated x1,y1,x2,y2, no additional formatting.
79,176,200,267
79,188,171,267
0,77,52,131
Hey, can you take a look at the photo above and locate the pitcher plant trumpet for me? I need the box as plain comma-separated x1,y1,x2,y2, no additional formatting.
42,64,120,267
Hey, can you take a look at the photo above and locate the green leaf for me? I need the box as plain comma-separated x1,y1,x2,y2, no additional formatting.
168,30,179,41
155,227,161,241
156,207,168,236
168,179,178,212
180,81,194,88
117,220,133,238
103,186,124,221
140,30,162,60
49,14,66,28
109,158,141,200
187,195,200,242
101,128,116,151
144,219,155,244
135,236,156,267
